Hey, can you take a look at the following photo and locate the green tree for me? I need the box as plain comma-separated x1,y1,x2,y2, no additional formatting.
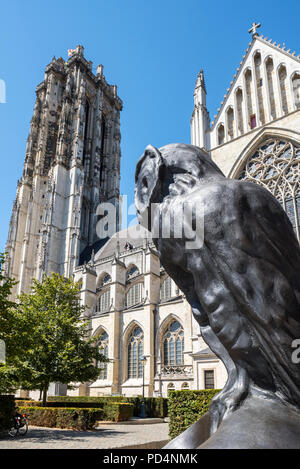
0,253,18,394
12,273,107,405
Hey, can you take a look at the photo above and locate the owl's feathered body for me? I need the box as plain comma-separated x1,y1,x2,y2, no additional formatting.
135,143,300,431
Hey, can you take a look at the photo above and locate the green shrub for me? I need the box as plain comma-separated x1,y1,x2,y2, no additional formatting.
15,397,32,401
124,397,168,418
0,395,15,432
168,389,220,439
18,406,105,430
47,395,121,402
17,401,133,428
103,402,134,422
15,400,42,407
47,395,168,418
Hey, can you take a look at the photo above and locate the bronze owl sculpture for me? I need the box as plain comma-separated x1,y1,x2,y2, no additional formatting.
135,143,300,444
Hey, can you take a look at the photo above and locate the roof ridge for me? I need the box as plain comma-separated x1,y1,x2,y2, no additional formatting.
211,39,254,127
258,34,300,60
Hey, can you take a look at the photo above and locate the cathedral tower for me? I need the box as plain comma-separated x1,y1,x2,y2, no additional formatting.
5,45,122,298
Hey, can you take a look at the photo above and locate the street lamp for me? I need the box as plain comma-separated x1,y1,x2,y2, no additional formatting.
140,356,147,418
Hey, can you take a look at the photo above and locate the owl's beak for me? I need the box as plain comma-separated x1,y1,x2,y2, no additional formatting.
135,145,164,232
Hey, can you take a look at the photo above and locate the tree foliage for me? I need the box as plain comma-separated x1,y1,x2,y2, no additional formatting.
1,270,107,404
0,253,18,393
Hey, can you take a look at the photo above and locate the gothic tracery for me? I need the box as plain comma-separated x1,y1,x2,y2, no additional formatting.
238,138,300,238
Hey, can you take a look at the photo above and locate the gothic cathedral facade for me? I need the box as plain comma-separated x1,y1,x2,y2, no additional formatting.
5,45,122,299
7,26,300,398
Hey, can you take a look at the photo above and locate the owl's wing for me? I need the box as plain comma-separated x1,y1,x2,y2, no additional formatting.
203,180,300,404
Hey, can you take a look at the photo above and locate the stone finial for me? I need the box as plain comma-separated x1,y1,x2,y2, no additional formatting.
76,45,84,56
97,64,104,76
195,69,206,92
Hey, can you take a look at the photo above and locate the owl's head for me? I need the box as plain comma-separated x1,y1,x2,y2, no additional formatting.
135,143,224,227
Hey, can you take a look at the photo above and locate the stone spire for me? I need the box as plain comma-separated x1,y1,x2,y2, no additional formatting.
194,69,207,106
191,70,210,149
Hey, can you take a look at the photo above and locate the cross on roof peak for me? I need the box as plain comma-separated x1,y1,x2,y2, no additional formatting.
248,22,261,37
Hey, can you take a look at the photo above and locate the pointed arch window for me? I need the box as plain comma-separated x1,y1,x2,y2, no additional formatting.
126,265,139,281
126,283,142,308
97,290,111,312
160,276,172,301
128,326,144,378
292,73,300,110
226,107,235,140
100,116,106,182
217,124,225,145
97,331,109,380
163,321,184,366
96,273,112,314
238,138,300,239
278,65,289,114
83,100,90,166
99,274,112,288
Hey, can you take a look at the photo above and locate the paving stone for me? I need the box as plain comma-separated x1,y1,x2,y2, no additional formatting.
0,422,169,449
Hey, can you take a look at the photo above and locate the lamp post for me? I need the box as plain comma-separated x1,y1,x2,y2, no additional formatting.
140,356,147,418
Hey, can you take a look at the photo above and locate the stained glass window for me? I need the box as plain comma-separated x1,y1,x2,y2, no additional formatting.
97,332,109,380
128,327,144,378
238,138,300,238
160,277,172,301
126,283,142,308
126,265,139,281
97,289,111,312
163,321,184,366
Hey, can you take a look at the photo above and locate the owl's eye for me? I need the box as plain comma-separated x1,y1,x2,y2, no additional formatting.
142,177,148,189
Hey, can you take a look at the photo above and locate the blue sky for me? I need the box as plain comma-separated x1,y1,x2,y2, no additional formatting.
0,0,300,251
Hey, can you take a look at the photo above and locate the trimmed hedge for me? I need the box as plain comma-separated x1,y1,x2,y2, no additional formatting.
0,395,15,432
17,401,133,426
47,395,168,418
16,400,44,407
168,389,220,439
126,397,167,418
18,406,104,430
103,402,133,422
